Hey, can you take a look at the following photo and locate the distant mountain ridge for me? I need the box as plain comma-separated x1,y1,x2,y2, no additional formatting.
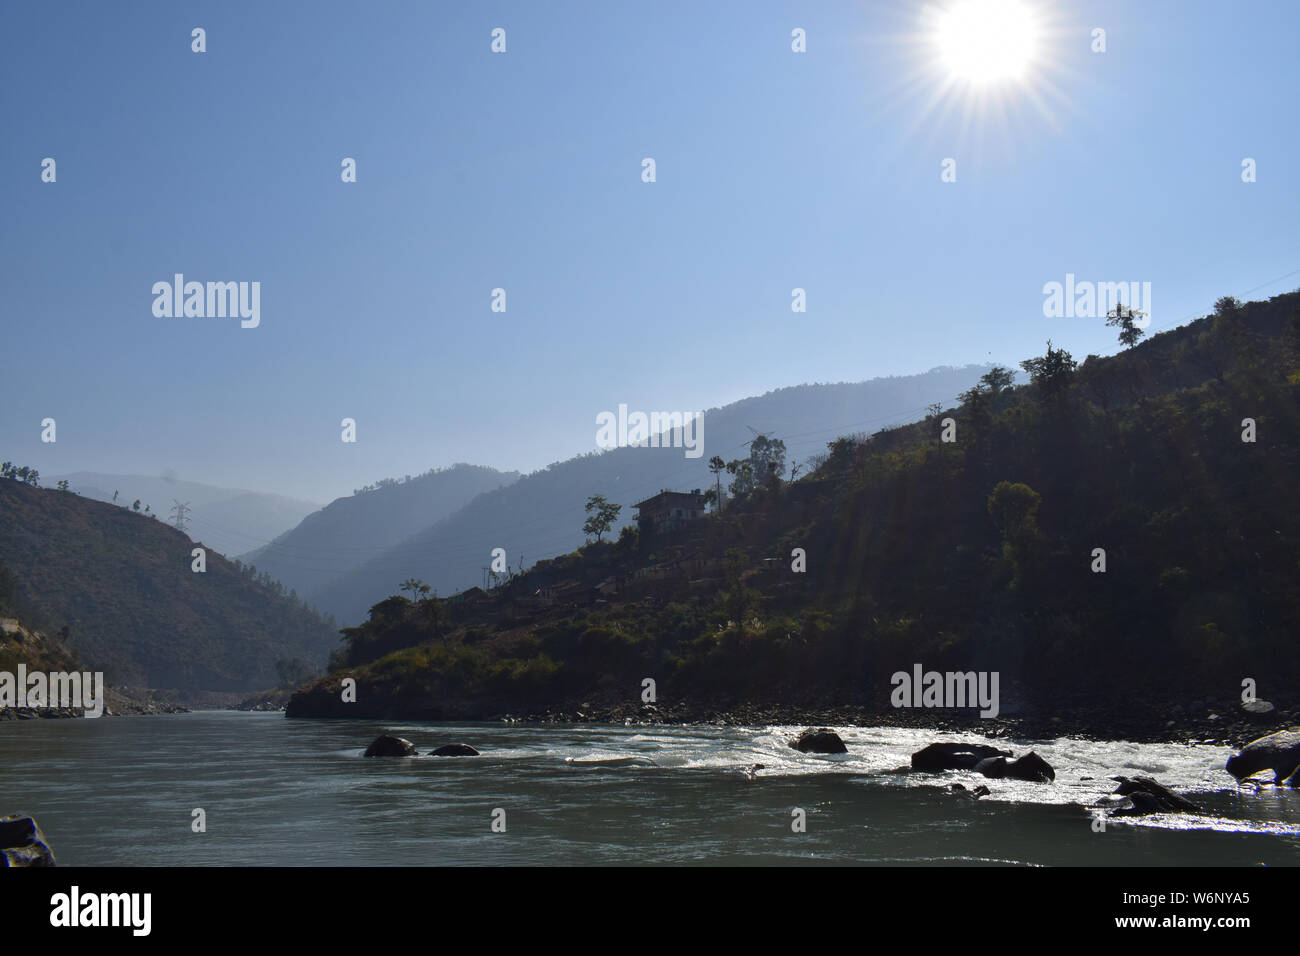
297,367,992,624
51,472,319,560
239,463,521,599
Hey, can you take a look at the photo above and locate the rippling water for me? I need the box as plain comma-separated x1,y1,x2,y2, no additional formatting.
2,712,1297,865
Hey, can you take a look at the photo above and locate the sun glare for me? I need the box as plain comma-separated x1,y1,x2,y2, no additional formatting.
934,0,1039,84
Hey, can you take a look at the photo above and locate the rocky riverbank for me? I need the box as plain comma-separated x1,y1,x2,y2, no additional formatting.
0,686,188,720
494,695,1298,749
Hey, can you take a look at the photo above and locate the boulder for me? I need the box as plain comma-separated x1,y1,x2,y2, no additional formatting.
789,728,848,754
971,752,1054,782
0,815,55,867
1110,775,1199,812
428,744,480,756
1241,699,1277,721
363,734,418,757
911,741,1011,771
1226,730,1300,783
1005,751,1055,782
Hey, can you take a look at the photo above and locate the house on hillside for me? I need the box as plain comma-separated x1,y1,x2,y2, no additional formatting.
633,490,708,536
448,586,492,607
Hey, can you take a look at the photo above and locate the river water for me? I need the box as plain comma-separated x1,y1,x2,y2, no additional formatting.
2,711,1297,866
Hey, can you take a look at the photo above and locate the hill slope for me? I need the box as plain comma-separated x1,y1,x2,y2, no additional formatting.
51,472,319,559
240,463,520,599
286,291,1300,729
0,480,338,692
311,367,991,624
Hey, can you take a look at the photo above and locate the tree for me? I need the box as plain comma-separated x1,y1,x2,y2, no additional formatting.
725,458,755,499
56,479,69,492
824,436,859,472
617,523,639,553
133,500,141,512
583,494,621,541
980,366,1016,395
400,578,428,600
721,547,758,625
1020,340,1077,403
728,434,785,500
987,481,1043,590
0,558,15,614
958,381,992,432
749,434,786,487
1105,303,1147,348
1213,296,1243,323
708,456,727,511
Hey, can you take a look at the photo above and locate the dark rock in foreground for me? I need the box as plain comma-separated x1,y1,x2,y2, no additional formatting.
428,744,480,756
363,734,417,757
1109,776,1200,815
789,727,847,754
0,815,55,866
912,741,1011,771
975,751,1055,782
1226,730,1300,784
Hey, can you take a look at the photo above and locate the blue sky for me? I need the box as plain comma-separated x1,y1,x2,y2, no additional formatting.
2,0,1297,503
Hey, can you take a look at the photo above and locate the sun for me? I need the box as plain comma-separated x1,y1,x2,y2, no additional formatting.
934,0,1040,84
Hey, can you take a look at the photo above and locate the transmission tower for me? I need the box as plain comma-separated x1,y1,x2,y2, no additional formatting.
170,500,191,534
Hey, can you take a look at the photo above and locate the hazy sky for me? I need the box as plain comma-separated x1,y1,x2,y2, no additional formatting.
3,0,1297,504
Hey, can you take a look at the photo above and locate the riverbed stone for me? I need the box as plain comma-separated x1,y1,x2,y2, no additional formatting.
363,734,418,757
789,727,848,754
912,741,1012,771
0,815,56,866
428,744,480,756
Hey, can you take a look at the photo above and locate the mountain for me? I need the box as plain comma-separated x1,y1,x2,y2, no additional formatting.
286,291,1300,726
239,464,521,600
50,472,319,560
0,480,338,693
309,367,992,624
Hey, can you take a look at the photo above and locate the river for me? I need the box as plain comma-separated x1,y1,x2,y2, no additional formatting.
2,711,1297,865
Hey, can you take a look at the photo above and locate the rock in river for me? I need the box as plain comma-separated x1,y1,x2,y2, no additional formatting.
1225,730,1300,784
428,744,480,756
789,727,848,754
363,734,418,757
1109,775,1200,813
975,751,1055,782
0,815,56,867
911,741,1011,771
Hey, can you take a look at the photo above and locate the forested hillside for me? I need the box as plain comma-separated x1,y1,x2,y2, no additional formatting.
287,292,1300,724
0,481,338,692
